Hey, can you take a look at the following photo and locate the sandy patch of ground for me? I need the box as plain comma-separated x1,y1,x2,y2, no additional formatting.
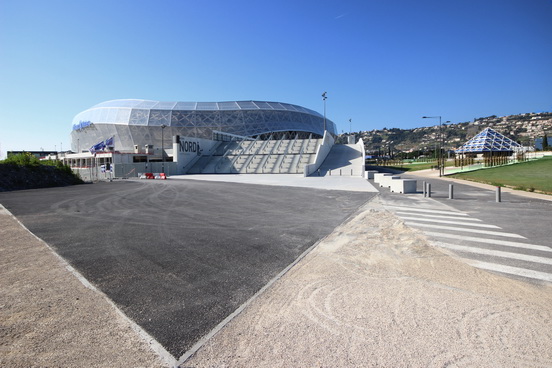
186,197,552,367
0,208,167,368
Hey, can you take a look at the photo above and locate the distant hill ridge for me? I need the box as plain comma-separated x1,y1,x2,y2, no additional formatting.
346,111,552,154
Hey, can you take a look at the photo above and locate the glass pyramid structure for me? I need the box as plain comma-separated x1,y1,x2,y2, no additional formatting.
456,127,522,153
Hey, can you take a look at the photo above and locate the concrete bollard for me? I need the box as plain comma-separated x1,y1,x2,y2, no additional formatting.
496,186,501,202
449,184,454,199
426,183,431,197
422,181,426,197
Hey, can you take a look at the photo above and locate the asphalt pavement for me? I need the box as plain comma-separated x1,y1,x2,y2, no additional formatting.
370,169,552,284
0,179,374,359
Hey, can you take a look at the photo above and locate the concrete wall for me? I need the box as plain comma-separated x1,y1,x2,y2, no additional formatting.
357,138,366,177
173,136,220,174
304,131,335,177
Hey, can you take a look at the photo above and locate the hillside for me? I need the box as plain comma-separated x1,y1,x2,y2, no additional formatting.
343,112,552,156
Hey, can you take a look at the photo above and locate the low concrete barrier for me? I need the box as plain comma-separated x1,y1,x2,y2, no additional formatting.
390,179,417,194
373,173,392,184
365,170,378,179
380,175,401,188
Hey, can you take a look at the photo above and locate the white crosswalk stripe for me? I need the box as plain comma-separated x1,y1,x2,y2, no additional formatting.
383,205,469,216
403,222,526,239
395,211,483,222
466,261,552,283
383,203,552,284
433,241,552,266
424,232,552,253
399,216,500,228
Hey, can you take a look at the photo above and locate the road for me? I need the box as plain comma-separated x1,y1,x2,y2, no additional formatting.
373,171,552,284
0,179,373,359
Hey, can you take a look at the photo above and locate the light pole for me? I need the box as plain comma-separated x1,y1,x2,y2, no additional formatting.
422,116,442,177
443,121,450,163
322,92,327,134
161,124,166,174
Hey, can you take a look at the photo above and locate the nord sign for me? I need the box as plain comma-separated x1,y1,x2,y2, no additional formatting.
179,140,200,154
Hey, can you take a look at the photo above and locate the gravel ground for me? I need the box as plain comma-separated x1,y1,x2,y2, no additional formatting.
185,197,552,367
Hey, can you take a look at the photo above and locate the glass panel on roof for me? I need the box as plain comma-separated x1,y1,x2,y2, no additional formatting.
152,101,177,110
218,101,239,110
134,100,158,109
236,101,258,109
128,109,149,125
252,101,272,109
105,108,118,122
174,102,197,110
196,102,218,110
115,108,131,123
280,103,298,112
148,110,171,126
267,102,285,110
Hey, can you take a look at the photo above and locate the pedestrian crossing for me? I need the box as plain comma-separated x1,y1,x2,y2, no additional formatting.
383,204,552,284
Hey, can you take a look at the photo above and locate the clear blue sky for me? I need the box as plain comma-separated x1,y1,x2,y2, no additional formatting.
1,0,551,156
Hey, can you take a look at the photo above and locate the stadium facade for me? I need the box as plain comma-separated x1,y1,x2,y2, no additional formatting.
65,99,343,179
71,99,336,153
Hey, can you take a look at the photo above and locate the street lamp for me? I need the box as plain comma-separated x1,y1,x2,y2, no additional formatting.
161,124,166,174
322,92,327,134
422,116,443,177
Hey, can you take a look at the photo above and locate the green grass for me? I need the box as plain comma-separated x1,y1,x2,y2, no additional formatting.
375,161,454,172
450,157,552,194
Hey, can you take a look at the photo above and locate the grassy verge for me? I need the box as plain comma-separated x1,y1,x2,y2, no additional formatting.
0,153,84,192
450,157,552,194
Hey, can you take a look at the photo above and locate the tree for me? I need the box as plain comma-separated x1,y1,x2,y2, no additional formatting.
543,133,549,151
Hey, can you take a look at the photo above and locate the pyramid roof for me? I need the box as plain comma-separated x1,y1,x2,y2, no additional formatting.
456,127,522,153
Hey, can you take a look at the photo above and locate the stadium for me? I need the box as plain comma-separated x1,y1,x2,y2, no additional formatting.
70,99,337,153
64,99,363,179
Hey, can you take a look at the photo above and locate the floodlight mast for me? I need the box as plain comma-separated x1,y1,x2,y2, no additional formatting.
422,116,443,177
322,92,327,134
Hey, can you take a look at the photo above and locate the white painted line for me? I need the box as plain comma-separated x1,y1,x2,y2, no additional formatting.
395,211,482,222
399,216,500,228
424,231,552,253
384,205,469,216
467,261,552,283
433,241,552,266
405,222,526,239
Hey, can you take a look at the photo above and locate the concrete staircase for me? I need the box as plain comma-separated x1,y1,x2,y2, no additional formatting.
188,135,322,174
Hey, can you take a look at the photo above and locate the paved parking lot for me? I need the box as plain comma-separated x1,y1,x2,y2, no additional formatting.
0,179,374,358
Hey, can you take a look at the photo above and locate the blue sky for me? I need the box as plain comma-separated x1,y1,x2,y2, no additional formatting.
1,0,551,155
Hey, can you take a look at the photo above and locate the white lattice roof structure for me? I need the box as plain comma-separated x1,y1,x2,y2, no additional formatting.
455,127,522,153
70,99,336,153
